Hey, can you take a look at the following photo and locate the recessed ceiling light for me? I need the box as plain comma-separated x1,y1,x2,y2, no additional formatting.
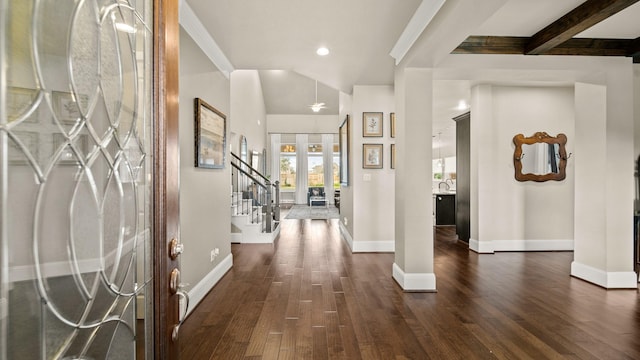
456,100,469,111
316,47,329,56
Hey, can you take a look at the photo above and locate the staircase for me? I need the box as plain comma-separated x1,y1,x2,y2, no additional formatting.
231,152,281,243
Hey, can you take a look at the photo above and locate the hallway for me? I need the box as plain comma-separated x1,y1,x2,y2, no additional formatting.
180,220,640,359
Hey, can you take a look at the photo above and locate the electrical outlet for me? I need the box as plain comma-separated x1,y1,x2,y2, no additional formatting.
210,248,221,262
343,217,348,225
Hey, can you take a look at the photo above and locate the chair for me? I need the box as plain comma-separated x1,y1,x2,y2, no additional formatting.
307,187,326,206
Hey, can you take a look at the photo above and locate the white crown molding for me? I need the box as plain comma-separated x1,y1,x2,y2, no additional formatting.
390,0,447,65
179,0,234,78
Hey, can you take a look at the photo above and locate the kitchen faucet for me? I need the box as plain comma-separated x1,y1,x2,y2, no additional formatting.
438,181,450,192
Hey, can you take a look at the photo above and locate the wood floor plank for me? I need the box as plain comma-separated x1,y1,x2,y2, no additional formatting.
245,282,284,356
295,300,313,358
180,220,640,359
312,326,329,360
262,333,283,359
324,311,344,358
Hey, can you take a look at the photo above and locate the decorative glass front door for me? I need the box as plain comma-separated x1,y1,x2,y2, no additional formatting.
1,0,155,358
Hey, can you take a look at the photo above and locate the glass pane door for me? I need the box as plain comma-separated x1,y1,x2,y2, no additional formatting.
1,0,154,358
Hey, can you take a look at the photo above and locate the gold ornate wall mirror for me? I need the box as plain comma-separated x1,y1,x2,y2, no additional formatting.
513,132,568,182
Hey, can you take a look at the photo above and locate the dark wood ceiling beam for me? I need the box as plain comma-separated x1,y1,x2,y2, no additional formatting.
453,36,633,57
545,38,631,56
451,36,526,55
627,36,640,57
525,0,640,55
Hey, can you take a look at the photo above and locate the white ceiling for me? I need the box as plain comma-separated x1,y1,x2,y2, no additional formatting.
186,0,422,94
185,0,640,156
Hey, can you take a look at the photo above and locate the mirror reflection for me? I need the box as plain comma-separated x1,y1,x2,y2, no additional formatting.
521,143,560,175
513,132,568,182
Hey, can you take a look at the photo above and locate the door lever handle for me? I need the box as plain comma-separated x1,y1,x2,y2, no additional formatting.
171,290,190,342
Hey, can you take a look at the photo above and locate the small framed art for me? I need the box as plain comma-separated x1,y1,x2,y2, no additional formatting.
52,91,88,125
390,144,396,169
362,144,383,169
390,112,396,138
7,87,38,123
362,112,383,137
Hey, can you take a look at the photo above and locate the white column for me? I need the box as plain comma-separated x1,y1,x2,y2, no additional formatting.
295,134,308,204
322,134,334,204
468,84,498,253
572,73,637,288
393,68,435,291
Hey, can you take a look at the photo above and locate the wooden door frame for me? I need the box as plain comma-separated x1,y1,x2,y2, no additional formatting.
153,0,180,358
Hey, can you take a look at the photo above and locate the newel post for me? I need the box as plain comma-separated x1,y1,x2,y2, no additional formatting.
265,180,272,232
274,181,280,221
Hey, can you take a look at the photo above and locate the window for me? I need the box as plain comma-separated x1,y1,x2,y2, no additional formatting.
280,144,296,189
308,143,323,187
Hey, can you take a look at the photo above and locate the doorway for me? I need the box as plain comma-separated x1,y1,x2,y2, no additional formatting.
1,0,181,358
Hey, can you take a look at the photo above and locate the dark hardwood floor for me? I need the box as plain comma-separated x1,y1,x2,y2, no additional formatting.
180,220,640,359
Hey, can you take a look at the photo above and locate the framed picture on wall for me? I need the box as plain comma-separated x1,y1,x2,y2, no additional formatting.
8,131,38,164
390,112,396,138
7,87,38,123
194,97,226,169
52,91,88,125
362,112,383,137
390,144,396,169
362,143,383,169
339,115,350,185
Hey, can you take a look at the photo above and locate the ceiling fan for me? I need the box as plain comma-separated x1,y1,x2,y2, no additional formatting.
309,80,326,112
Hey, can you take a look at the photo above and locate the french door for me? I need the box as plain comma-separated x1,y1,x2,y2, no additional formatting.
0,0,181,358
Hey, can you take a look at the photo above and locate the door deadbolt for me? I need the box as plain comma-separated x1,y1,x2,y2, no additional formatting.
169,238,184,260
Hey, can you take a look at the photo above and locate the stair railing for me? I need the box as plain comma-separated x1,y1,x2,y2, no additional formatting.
230,152,280,232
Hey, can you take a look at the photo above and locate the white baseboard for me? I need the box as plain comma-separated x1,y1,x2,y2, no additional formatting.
469,238,493,253
571,261,638,289
240,225,281,244
339,222,394,252
186,253,233,317
392,263,436,291
469,238,573,254
230,232,242,243
339,221,354,251
352,241,395,252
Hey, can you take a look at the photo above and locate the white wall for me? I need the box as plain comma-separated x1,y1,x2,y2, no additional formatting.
178,29,232,290
350,85,395,251
267,114,340,134
230,70,267,156
470,85,575,252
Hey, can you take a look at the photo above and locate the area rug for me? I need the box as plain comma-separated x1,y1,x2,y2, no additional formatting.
285,205,339,220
